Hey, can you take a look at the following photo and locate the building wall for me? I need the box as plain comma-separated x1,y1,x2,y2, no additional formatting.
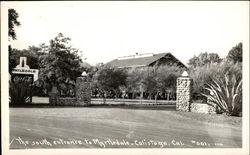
150,57,186,68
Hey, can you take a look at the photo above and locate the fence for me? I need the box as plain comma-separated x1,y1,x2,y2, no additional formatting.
48,72,215,114
91,98,176,105
33,96,176,105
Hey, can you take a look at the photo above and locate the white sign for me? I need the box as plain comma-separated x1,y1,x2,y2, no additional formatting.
12,57,39,81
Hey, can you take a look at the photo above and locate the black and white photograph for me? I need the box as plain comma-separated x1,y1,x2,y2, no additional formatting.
1,1,249,155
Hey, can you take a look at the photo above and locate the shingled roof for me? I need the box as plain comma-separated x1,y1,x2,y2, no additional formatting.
106,52,187,68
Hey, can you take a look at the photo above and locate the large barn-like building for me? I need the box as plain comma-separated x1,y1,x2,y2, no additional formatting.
106,52,187,68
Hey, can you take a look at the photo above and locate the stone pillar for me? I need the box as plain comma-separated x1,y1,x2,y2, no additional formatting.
49,86,59,105
176,71,192,112
75,72,91,106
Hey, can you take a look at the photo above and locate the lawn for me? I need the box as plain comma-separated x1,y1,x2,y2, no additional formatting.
9,106,242,149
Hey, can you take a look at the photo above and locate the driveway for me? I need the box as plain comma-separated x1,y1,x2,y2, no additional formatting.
9,107,242,148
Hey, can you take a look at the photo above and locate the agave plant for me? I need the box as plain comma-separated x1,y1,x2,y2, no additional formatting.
201,73,242,116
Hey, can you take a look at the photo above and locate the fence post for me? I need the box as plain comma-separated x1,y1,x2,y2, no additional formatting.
75,72,91,106
176,71,192,112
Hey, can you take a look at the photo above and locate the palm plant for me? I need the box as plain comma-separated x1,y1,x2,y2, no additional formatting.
201,73,242,116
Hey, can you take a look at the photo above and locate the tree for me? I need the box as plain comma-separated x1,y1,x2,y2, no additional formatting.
125,65,184,100
9,46,42,72
8,9,21,40
95,67,127,102
126,67,148,99
141,68,158,100
227,42,242,63
8,8,21,104
156,65,183,100
188,52,222,68
38,33,84,96
141,65,183,101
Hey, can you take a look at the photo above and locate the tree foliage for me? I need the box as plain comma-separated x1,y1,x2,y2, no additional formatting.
188,52,222,68
118,65,184,100
95,67,127,98
141,68,158,99
140,65,183,100
38,33,84,96
9,46,42,72
155,65,183,100
92,64,184,100
126,67,147,96
8,9,21,40
227,42,242,63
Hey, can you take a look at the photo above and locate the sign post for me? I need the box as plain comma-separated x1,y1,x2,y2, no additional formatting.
11,57,39,103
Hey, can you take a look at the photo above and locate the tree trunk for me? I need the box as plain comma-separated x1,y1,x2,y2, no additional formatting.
132,92,136,99
103,92,106,104
155,92,158,104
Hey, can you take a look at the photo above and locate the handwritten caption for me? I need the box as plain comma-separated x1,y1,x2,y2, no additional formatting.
11,137,223,148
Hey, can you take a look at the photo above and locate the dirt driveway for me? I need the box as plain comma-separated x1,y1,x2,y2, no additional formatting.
9,107,242,149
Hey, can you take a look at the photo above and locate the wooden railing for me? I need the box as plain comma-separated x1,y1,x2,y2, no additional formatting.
32,96,176,105
91,98,176,105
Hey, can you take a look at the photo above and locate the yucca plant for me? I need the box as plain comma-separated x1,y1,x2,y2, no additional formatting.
201,73,242,116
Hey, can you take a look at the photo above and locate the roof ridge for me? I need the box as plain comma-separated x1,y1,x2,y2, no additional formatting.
154,52,170,55
106,52,186,68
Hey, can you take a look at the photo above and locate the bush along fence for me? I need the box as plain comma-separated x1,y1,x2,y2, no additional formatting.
176,71,217,114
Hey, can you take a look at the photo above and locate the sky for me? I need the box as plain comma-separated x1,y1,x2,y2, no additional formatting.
6,1,249,65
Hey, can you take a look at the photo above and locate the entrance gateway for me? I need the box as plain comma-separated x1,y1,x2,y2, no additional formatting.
11,57,39,102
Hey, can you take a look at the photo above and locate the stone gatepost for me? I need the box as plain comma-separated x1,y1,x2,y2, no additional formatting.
49,85,59,105
75,72,91,106
176,71,192,112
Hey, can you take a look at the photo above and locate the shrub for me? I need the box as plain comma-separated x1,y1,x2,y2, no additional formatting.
9,76,34,106
226,42,242,63
201,73,242,116
189,61,242,101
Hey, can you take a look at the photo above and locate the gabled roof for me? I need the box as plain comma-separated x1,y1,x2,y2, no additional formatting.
106,52,186,68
